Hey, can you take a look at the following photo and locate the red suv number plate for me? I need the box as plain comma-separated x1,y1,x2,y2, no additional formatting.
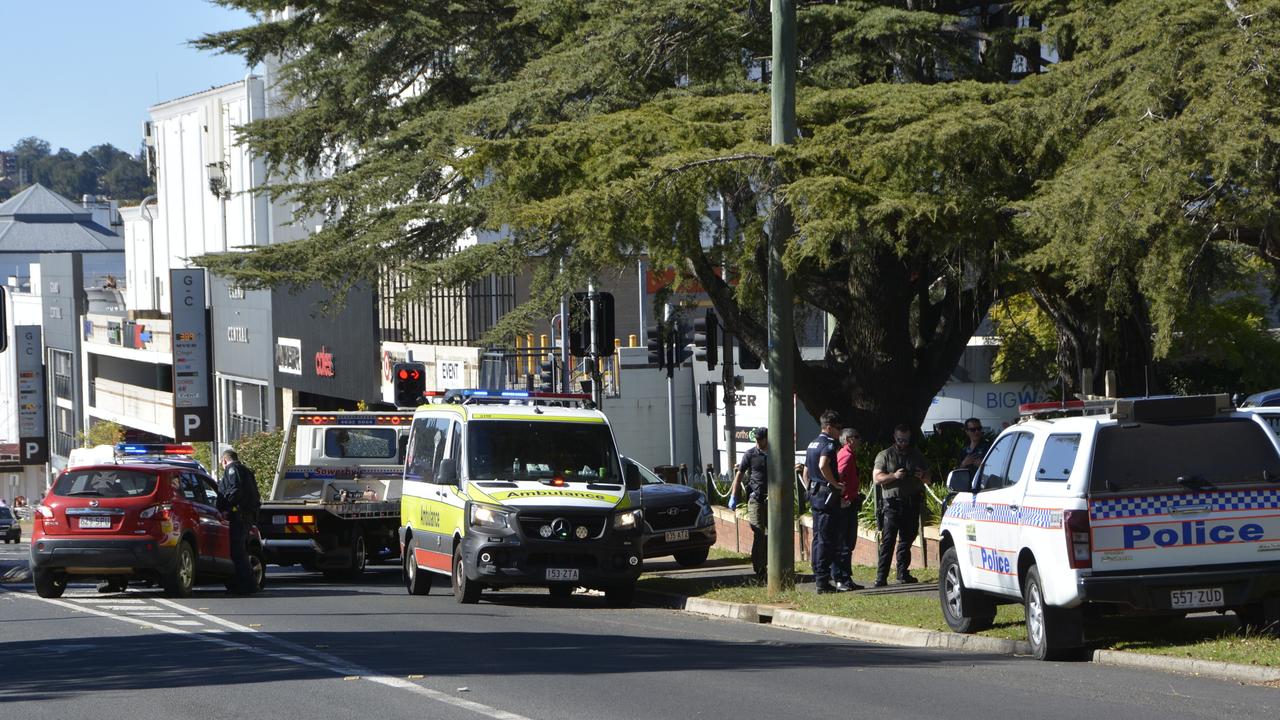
79,516,112,529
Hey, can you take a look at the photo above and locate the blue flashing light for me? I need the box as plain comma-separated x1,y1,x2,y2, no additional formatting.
500,390,530,398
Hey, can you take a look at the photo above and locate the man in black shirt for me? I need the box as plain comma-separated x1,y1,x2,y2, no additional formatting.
728,427,769,576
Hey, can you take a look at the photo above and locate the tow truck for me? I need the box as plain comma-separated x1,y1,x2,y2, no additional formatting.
257,409,413,579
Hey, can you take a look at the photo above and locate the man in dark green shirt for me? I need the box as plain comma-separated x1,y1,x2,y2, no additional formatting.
872,424,929,587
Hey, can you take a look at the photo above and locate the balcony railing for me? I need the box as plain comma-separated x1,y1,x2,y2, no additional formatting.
53,373,73,401
226,414,267,443
53,432,75,459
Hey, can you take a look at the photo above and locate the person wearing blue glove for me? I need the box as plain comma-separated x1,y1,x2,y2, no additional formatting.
727,428,769,577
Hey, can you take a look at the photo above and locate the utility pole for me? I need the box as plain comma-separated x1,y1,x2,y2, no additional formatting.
719,195,737,476
766,0,798,597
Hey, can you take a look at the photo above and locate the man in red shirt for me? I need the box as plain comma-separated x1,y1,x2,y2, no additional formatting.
834,427,865,591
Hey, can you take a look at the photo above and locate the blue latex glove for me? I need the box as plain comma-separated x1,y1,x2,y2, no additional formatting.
728,495,738,510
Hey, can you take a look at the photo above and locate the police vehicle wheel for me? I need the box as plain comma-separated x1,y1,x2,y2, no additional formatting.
250,549,267,592
939,548,994,633
34,569,66,599
404,536,432,596
1024,566,1083,660
673,548,710,568
604,583,635,608
1236,600,1280,636
163,541,196,598
452,545,481,604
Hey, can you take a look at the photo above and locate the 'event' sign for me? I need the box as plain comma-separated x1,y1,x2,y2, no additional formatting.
170,269,213,442
15,326,48,464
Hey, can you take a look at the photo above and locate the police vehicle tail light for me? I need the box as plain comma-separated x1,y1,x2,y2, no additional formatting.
139,503,172,521
1064,509,1092,569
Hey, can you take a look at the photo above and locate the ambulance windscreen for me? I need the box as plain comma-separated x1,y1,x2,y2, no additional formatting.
466,421,620,483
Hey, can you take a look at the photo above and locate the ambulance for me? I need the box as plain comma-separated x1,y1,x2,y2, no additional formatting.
399,390,643,606
938,395,1280,659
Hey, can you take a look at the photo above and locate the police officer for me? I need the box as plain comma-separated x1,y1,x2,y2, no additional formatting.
728,427,769,576
805,410,846,594
218,449,259,595
872,424,929,587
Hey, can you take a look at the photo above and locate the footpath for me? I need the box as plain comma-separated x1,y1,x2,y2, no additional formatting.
635,557,1280,688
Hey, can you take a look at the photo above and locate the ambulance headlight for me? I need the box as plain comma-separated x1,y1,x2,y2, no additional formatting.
470,504,510,530
613,509,643,530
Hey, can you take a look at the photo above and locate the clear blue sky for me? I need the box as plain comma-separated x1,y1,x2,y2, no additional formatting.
1,0,257,155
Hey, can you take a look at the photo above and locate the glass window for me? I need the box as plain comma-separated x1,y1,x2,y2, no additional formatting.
1004,433,1034,489
323,428,398,459
627,458,666,485
405,417,449,482
1036,434,1080,482
1090,418,1280,493
0,507,14,519
467,421,621,483
976,434,1017,492
179,473,214,505
52,470,158,498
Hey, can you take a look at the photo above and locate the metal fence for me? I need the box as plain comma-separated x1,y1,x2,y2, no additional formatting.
480,338,628,398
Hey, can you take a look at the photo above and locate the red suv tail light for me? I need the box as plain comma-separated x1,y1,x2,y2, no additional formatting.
139,503,172,521
35,505,53,519
1064,509,1092,569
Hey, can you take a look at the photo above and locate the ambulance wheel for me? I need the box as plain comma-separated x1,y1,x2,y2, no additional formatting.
403,536,432,596
939,548,994,633
452,545,481,604
1024,565,1084,661
548,584,574,603
604,582,635,608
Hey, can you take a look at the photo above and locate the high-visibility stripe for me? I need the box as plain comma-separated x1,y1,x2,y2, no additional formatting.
414,546,452,572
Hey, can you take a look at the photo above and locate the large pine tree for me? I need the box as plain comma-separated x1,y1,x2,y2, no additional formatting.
196,1,1280,438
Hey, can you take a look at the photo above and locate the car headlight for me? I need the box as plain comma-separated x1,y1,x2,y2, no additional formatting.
613,509,643,530
469,504,511,530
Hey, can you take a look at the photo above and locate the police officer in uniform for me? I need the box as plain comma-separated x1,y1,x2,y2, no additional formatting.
218,450,260,594
728,428,769,576
805,410,846,594
872,424,929,587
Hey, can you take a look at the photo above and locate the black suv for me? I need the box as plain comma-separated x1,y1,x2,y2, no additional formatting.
0,506,19,543
624,457,716,567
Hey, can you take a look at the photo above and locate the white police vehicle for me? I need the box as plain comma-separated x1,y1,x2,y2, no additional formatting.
938,394,1280,660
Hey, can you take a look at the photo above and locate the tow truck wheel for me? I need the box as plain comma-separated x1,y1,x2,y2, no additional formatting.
939,548,995,633
1024,565,1084,660
604,582,635,608
452,545,481,604
345,535,367,580
404,537,432,596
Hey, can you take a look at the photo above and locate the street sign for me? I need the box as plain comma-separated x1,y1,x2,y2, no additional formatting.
170,269,213,442
15,325,47,464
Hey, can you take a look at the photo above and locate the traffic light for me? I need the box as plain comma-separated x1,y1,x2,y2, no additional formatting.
569,292,616,357
646,323,668,370
671,321,692,367
737,339,761,370
393,362,427,407
538,356,556,392
692,309,718,369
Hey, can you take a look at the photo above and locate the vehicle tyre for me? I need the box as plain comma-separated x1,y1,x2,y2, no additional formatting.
344,535,367,581
673,547,710,568
162,541,196,598
34,569,66,599
452,544,481,604
1024,566,1083,661
604,582,635,608
1236,599,1280,636
939,547,995,633
403,536,432,596
250,548,267,592
548,583,574,602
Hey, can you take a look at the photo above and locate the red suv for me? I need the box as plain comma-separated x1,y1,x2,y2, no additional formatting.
30,463,265,598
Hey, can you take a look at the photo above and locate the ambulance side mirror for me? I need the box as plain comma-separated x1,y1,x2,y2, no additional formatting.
437,458,458,486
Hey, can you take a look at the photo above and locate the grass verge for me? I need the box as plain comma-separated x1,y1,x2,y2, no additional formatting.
640,551,1280,667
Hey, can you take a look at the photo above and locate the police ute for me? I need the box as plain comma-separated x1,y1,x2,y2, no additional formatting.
938,394,1280,660
399,389,643,607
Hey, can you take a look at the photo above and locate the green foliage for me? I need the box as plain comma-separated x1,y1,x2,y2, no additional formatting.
1162,295,1280,396
5,137,153,202
990,293,1059,385
233,429,285,501
76,420,123,448
195,1,1280,435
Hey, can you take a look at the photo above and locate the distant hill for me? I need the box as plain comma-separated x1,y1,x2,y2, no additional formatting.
0,136,154,204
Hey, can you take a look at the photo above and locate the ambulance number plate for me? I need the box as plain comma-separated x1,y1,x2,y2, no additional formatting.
1171,587,1223,609
546,568,579,582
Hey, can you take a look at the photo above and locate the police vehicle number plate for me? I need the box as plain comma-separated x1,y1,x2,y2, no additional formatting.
665,530,689,542
1171,587,1223,609
546,568,579,582
79,516,111,529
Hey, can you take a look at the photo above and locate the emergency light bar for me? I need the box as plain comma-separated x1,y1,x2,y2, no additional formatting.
444,389,595,407
116,443,196,456
296,414,412,426
1018,394,1230,421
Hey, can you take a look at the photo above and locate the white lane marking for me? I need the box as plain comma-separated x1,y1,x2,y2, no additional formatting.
151,598,255,633
66,598,146,604
94,605,159,611
127,612,183,618
10,591,536,720
170,620,203,626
